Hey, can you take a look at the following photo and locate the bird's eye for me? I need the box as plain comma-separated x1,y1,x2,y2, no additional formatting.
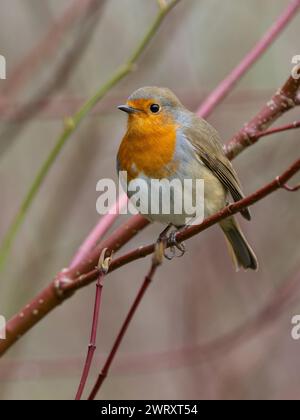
149,103,160,113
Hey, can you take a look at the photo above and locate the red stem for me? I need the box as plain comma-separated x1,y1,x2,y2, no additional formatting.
75,270,104,400
88,259,160,400
253,120,300,139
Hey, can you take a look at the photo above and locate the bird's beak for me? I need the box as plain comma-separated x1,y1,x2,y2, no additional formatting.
118,105,139,114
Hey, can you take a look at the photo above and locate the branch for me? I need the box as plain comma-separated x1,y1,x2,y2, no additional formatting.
87,244,164,400
0,0,181,272
250,120,300,140
75,249,112,400
1,268,299,379
225,75,300,159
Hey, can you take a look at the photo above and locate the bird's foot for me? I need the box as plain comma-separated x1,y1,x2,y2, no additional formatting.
157,225,186,260
165,231,186,260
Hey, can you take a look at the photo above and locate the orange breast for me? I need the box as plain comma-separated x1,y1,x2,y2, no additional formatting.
117,112,179,181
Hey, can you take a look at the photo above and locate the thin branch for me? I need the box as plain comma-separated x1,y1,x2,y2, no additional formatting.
1,267,300,380
75,249,112,401
0,0,181,272
225,75,300,159
87,244,164,400
280,182,300,191
251,120,300,140
196,0,300,118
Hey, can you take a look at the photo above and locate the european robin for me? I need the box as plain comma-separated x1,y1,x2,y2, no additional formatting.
117,87,258,270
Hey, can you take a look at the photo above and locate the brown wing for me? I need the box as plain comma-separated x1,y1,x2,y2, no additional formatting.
184,117,251,221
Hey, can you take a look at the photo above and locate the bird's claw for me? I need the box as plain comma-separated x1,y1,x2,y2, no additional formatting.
168,231,186,258
157,230,186,260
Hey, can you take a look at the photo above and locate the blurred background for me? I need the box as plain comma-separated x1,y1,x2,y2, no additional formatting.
0,0,300,400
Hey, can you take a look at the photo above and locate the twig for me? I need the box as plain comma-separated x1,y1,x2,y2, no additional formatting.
196,0,300,118
0,0,180,272
1,267,300,380
251,120,300,140
87,243,164,400
225,75,300,159
75,249,112,400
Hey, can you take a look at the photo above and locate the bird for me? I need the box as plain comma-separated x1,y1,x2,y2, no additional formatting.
117,86,258,270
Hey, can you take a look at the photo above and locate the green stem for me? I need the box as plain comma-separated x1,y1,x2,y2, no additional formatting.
0,0,180,271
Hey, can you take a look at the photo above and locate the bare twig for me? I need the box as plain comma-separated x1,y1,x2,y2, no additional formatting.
251,120,300,140
225,75,300,159
1,267,300,380
75,249,112,400
87,244,164,400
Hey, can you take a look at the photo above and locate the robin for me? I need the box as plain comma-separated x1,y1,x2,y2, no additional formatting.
117,87,258,270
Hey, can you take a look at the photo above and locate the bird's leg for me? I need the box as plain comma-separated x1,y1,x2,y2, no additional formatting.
157,224,176,260
167,226,186,259
157,224,186,260
158,223,173,242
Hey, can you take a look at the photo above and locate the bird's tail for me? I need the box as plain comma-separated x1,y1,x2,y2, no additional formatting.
220,217,258,271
